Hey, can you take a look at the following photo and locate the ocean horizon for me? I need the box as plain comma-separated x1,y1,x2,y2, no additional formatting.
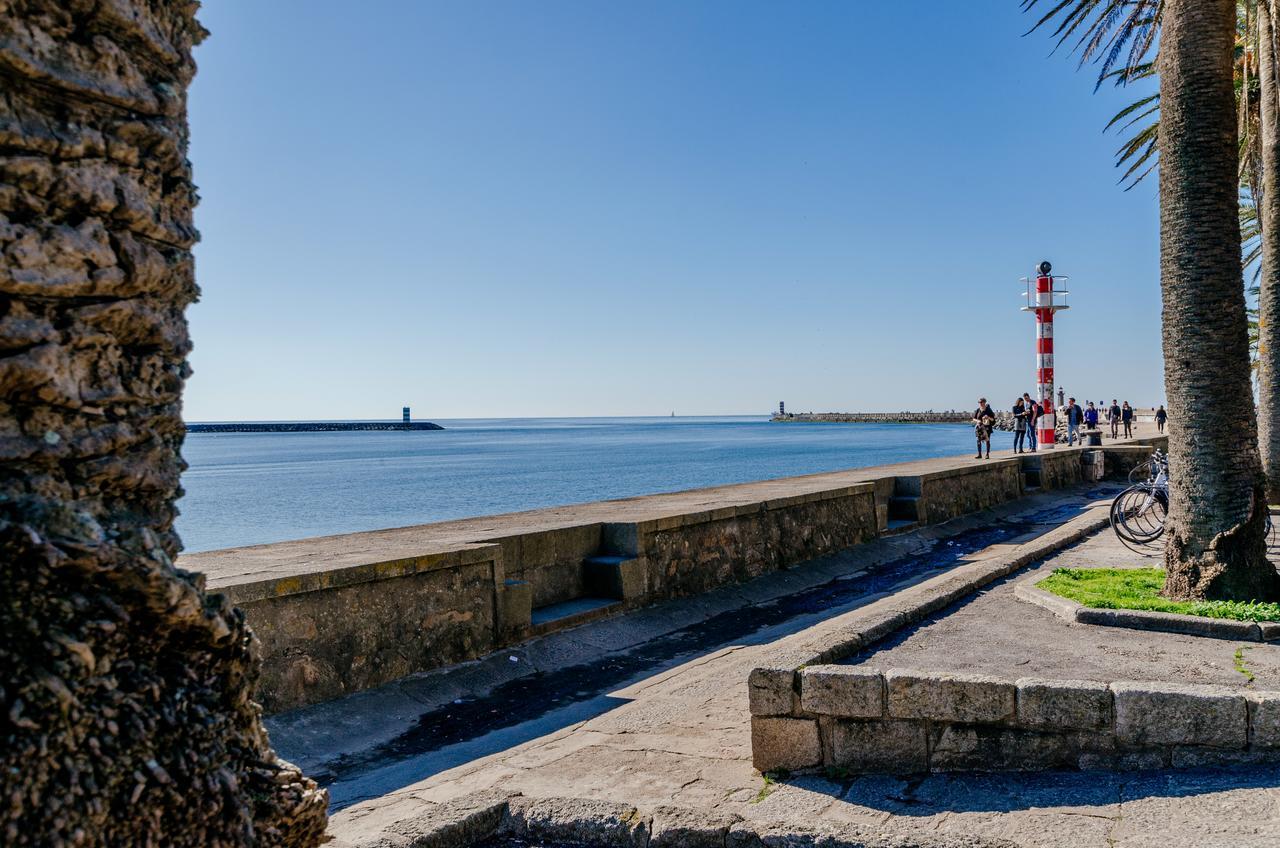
175,416,1013,554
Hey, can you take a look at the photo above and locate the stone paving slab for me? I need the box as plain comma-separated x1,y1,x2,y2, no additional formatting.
326,488,1280,847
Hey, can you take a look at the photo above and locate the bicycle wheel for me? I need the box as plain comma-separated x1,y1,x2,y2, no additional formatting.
1110,484,1167,550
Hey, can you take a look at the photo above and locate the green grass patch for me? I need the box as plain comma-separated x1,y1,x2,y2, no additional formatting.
1037,567,1280,623
1235,646,1256,683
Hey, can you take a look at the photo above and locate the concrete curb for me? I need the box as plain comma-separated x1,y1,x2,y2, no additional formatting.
331,792,1023,848
1014,578,1280,643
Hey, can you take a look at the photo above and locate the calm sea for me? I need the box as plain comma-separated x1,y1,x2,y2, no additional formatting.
175,416,1012,553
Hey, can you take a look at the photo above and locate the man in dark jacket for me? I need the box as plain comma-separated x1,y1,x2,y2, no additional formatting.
972,397,995,459
1065,397,1083,445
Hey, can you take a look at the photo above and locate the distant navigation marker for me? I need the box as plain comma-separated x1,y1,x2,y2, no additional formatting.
403,406,411,423
779,401,786,416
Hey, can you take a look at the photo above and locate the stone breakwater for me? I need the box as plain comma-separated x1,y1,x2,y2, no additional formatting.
187,421,444,433
773,411,1017,431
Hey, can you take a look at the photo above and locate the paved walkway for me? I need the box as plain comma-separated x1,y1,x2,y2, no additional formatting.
324,484,1280,847
854,527,1280,687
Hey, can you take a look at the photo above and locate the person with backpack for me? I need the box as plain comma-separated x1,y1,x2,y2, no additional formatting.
972,397,996,459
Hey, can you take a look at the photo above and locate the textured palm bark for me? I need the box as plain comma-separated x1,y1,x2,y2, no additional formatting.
1260,2,1280,504
0,2,328,845
1158,0,1280,600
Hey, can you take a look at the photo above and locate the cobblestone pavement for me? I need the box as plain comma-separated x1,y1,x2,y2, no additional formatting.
328,496,1280,848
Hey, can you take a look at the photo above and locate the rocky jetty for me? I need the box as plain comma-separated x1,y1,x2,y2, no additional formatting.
773,411,1017,431
188,421,444,433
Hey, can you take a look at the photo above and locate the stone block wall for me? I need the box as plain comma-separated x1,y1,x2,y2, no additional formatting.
916,462,1025,525
749,666,1280,774
628,487,880,599
234,547,502,712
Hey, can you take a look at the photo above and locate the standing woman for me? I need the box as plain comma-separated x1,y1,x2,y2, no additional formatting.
1122,401,1133,438
1012,396,1027,453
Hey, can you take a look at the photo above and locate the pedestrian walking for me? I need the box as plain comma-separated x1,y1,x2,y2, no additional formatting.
1084,401,1100,430
1121,401,1133,438
1012,396,1027,453
1065,396,1083,445
1155,404,1167,433
972,397,995,459
1108,399,1121,438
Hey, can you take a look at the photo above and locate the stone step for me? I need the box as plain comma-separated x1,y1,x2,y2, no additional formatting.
584,554,644,600
528,597,623,636
883,518,921,536
887,495,923,523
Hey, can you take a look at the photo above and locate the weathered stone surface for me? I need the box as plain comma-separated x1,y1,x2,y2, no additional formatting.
929,725,1112,772
641,489,878,599
1247,689,1280,747
886,670,1015,724
1168,746,1280,768
849,607,908,647
799,666,884,717
0,2,328,845
502,796,649,847
1111,681,1247,748
1077,750,1170,771
1015,677,1112,731
1073,606,1263,641
918,463,1024,524
751,717,822,772
649,805,740,848
245,558,500,712
829,719,928,773
748,666,797,716
384,795,506,847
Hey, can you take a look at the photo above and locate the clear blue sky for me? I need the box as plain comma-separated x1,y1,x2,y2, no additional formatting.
186,0,1163,421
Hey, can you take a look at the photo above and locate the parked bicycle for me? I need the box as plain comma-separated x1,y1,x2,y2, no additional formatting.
1110,449,1273,554
1110,451,1168,553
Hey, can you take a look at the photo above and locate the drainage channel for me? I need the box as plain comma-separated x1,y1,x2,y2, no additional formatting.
314,490,1118,805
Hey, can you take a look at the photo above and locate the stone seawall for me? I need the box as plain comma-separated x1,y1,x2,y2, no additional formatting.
181,437,1167,713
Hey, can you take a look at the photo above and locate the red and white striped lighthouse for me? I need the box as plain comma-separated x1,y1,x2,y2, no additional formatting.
1021,261,1069,450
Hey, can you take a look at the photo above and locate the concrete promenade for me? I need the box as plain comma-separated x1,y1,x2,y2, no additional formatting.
322,490,1280,847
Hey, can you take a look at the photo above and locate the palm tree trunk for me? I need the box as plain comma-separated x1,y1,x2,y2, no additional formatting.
1259,1,1280,504
0,3,327,845
1159,0,1280,600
